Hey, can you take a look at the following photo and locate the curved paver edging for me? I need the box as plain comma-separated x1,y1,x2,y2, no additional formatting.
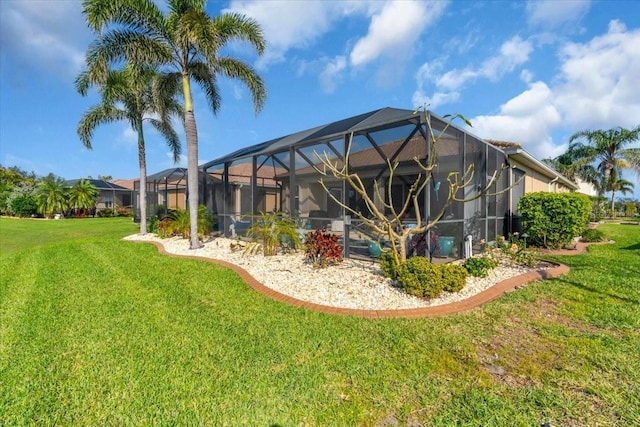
136,240,569,319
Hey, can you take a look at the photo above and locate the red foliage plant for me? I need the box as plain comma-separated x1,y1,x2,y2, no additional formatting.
303,228,343,267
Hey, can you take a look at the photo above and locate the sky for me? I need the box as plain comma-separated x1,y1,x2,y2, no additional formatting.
1,0,639,198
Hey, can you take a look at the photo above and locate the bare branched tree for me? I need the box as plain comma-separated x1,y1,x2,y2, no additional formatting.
314,112,512,268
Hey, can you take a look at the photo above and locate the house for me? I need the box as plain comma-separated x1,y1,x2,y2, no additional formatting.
132,167,218,220
64,179,133,214
199,107,577,258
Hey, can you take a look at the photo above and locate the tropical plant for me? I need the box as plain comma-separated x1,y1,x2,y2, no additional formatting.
76,62,182,236
156,205,212,240
82,0,267,249
605,177,634,216
67,179,99,216
303,228,343,267
245,211,301,256
35,178,68,218
568,125,640,191
542,150,599,187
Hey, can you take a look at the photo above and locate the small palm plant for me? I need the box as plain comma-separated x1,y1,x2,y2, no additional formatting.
158,205,212,240
68,179,99,216
35,178,68,218
245,212,301,256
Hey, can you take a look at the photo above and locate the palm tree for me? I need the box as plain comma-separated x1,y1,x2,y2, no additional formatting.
542,151,600,188
36,177,67,218
568,126,640,189
76,64,182,235
606,176,634,216
68,179,99,217
81,0,267,249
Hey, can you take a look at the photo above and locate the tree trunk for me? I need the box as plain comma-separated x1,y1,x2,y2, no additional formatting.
182,73,202,249
137,122,147,235
610,189,616,218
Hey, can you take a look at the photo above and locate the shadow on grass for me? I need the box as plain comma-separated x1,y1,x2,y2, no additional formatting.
620,242,640,251
555,277,640,305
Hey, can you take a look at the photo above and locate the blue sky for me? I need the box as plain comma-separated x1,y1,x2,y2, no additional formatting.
1,0,639,197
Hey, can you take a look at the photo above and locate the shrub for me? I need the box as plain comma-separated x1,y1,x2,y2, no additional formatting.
441,264,468,293
379,252,400,279
482,234,539,268
245,211,301,256
304,228,343,267
464,256,495,278
518,192,591,248
397,257,444,299
10,194,38,217
581,228,606,243
97,208,114,217
147,215,159,234
589,196,607,222
155,205,212,240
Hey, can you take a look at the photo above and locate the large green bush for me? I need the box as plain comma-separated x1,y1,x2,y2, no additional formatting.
10,194,38,217
518,192,591,248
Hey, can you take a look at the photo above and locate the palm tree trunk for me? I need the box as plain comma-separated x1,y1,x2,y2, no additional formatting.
137,123,147,235
182,74,203,249
610,189,616,218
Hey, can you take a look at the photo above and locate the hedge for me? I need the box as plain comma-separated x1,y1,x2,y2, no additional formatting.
518,192,591,248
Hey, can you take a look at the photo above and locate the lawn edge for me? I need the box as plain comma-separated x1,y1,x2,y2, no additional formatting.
132,240,570,319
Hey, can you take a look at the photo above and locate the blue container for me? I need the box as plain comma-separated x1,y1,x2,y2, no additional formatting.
368,240,382,257
438,236,455,257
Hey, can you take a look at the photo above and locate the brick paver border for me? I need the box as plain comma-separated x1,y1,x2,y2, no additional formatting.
139,240,570,319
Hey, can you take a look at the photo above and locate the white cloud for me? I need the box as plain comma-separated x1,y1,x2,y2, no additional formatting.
226,0,367,67
526,0,591,29
553,20,640,130
350,0,443,67
228,0,448,90
0,1,90,80
319,56,347,94
117,127,137,147
412,36,533,108
468,20,640,162
471,81,563,159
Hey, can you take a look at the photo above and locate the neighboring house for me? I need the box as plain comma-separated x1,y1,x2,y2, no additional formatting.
199,107,577,258
132,167,218,220
64,179,133,214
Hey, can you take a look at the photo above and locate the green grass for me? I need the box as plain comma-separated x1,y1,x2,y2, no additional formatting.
1,218,639,426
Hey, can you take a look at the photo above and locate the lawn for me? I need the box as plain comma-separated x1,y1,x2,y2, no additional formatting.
1,217,639,426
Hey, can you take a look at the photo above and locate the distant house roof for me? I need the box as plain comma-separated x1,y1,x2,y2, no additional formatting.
64,179,131,191
112,179,135,190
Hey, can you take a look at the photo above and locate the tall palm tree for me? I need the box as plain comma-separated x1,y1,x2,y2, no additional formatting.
81,0,267,249
36,177,67,219
68,179,99,216
606,176,634,216
76,64,182,235
568,126,640,189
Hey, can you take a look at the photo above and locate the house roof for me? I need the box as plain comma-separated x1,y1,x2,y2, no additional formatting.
501,146,579,190
112,179,135,190
64,179,130,191
200,107,420,169
146,167,188,182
